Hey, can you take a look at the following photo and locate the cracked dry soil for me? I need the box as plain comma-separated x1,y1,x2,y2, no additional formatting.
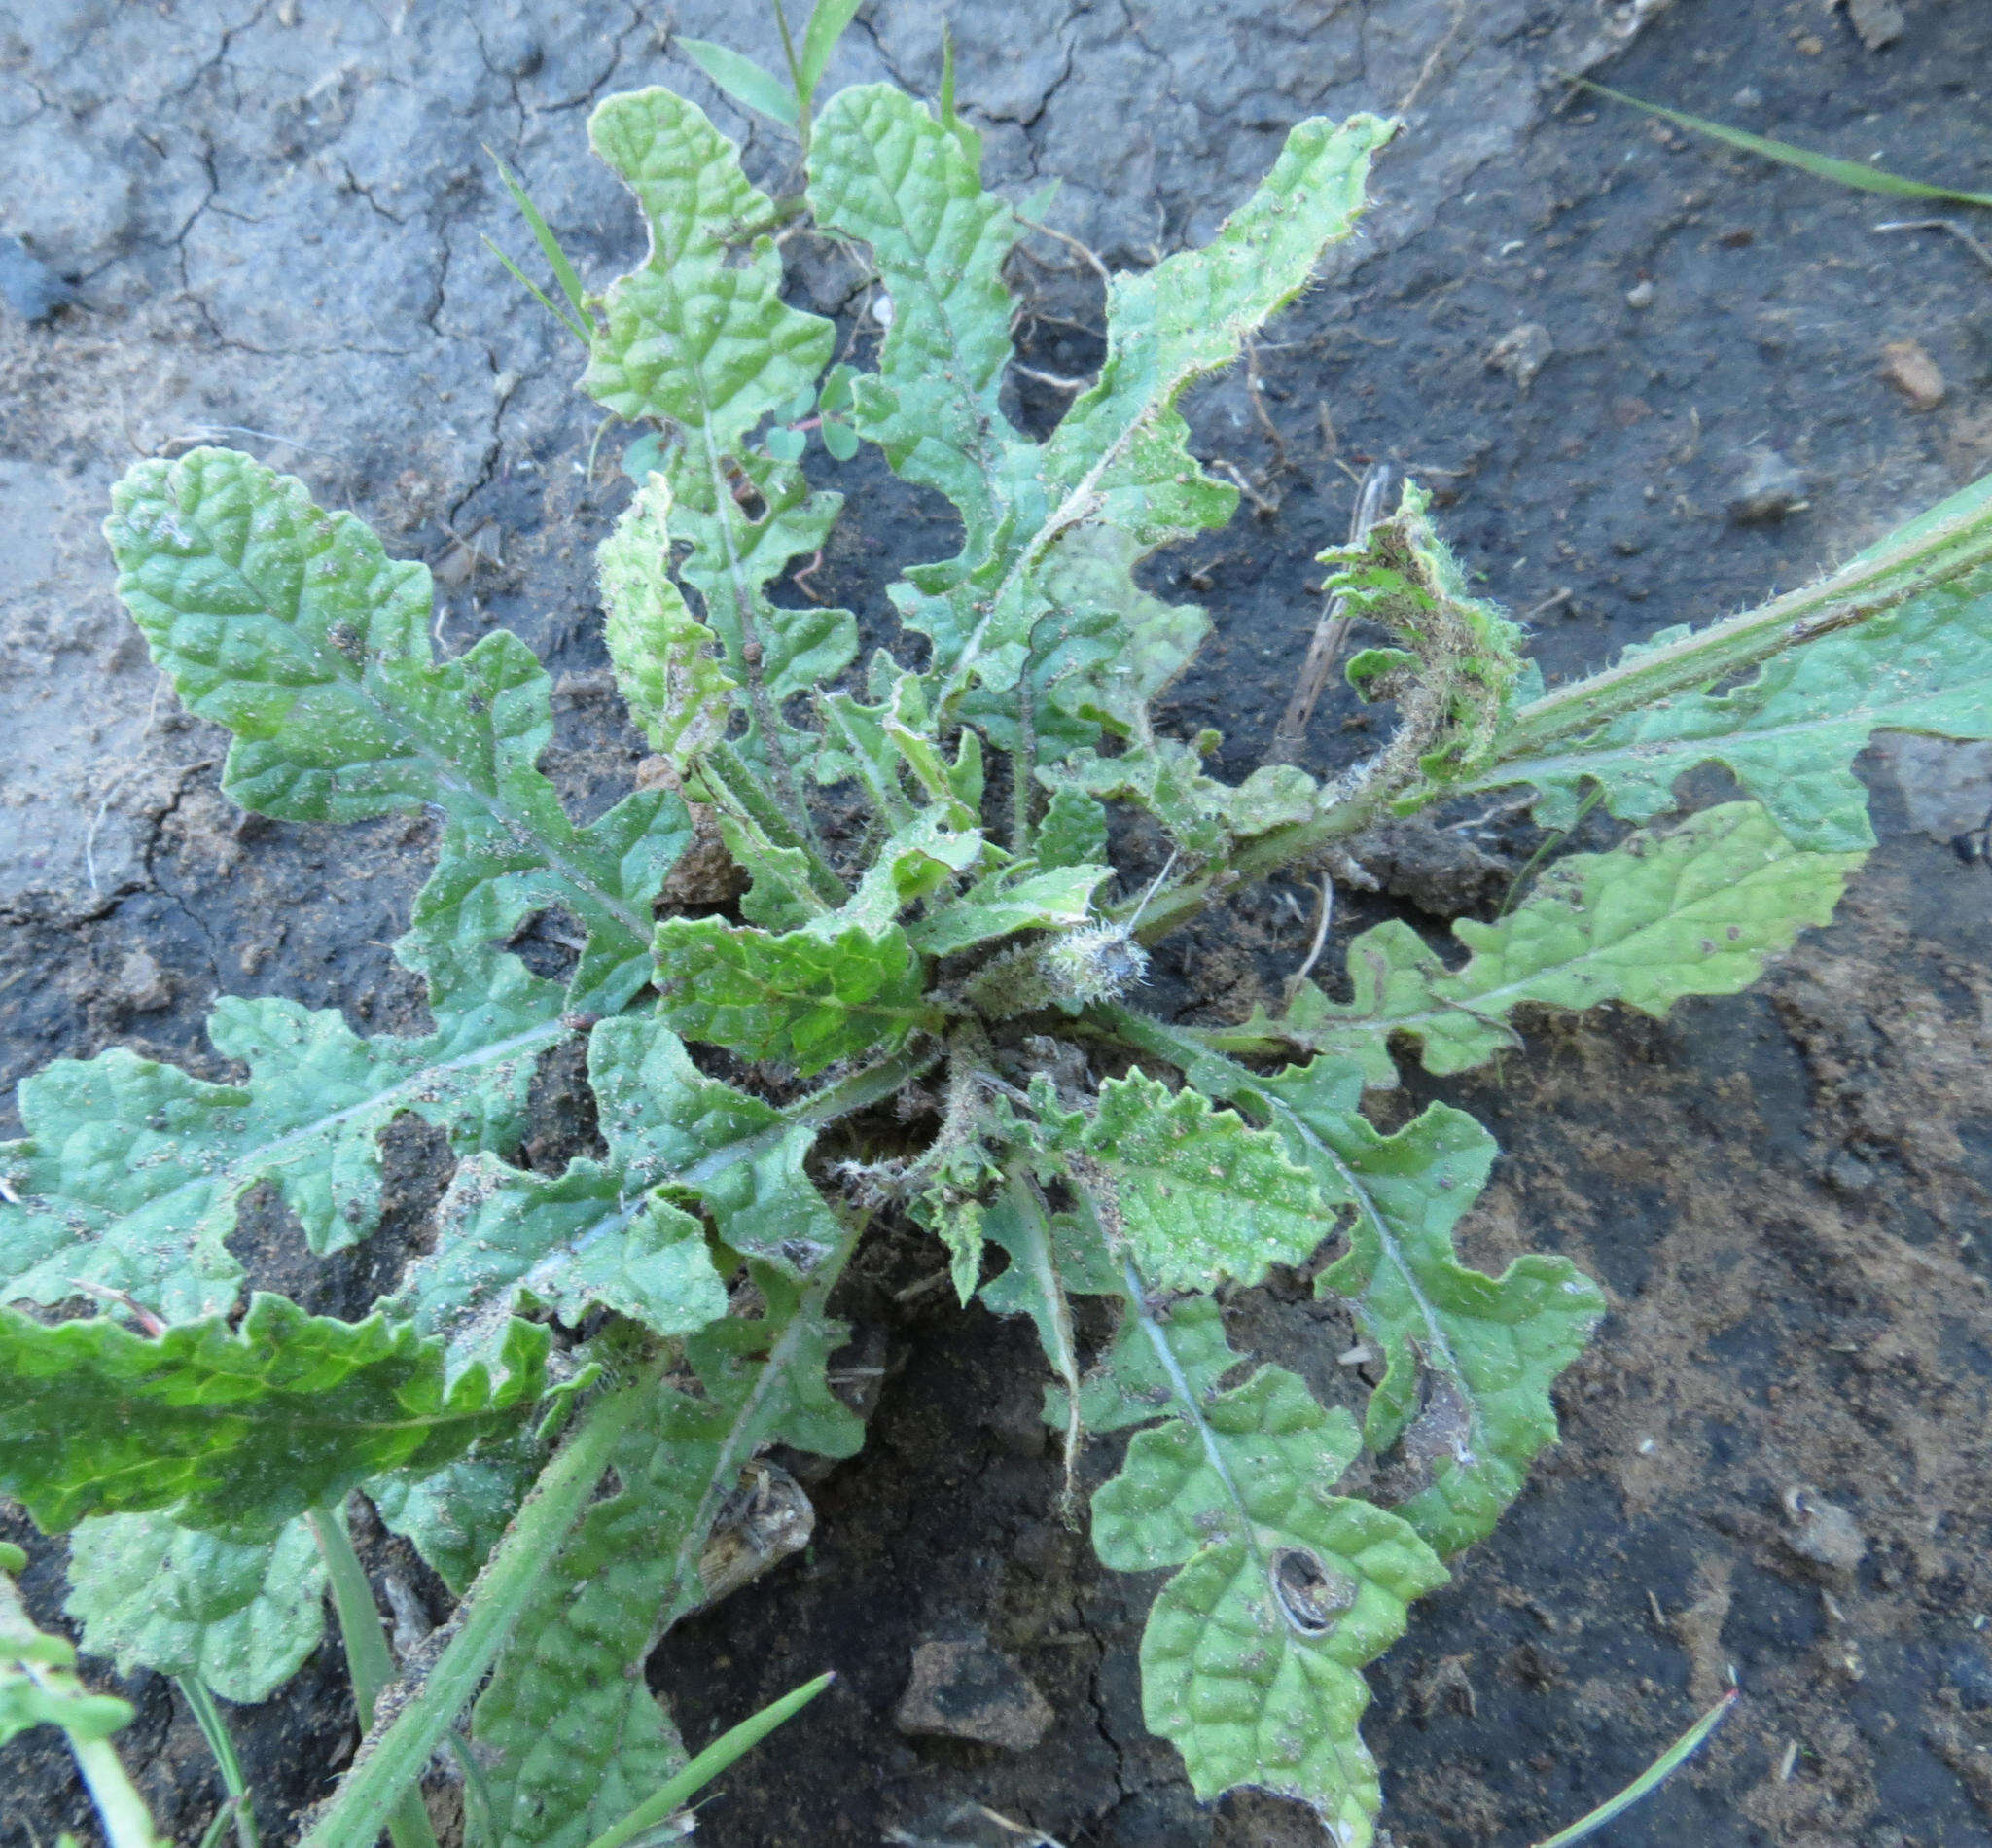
6,1,1992,1844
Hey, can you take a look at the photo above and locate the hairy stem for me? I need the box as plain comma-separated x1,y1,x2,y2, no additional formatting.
1482,472,1992,766
298,1367,663,1848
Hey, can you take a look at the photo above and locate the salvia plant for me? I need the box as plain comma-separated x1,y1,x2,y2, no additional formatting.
6,15,1992,1848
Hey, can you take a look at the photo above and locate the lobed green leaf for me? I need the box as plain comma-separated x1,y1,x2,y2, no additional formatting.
1256,1062,1605,1556
1101,1013,1605,1558
599,475,741,771
0,977,563,1323
587,88,855,775
1077,1071,1336,1291
1211,801,1862,1087
393,1013,852,1378
106,447,689,1013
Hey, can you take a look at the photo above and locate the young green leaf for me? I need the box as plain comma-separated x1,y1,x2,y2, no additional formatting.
1206,801,1862,1086
598,476,740,771
63,1511,325,1704
0,978,563,1323
1089,1288,1446,1841
1070,1071,1338,1291
587,89,854,780
107,448,689,1013
652,916,935,1075
1318,479,1527,778
1472,563,1992,851
0,1295,549,1541
797,0,864,102
905,863,1110,957
1035,783,1110,870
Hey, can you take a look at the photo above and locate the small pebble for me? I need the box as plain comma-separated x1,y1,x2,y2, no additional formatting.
1946,1645,1992,1712
1483,322,1553,395
895,1637,1052,1750
1879,338,1945,411
1845,0,1906,52
1728,447,1809,523
1783,1484,1867,1574
112,948,173,1013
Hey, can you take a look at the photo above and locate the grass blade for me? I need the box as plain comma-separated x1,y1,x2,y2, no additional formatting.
799,0,863,101
1532,1688,1738,1847
486,149,592,322
1577,80,1992,208
677,38,800,127
480,234,589,346
177,1679,260,1848
578,1672,836,1848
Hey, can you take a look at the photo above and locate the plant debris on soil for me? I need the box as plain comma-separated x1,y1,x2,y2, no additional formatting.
4,2,1992,1845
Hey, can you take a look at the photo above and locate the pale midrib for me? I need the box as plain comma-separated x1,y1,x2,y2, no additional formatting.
187,531,652,943
1128,1258,1368,1804
1315,857,1819,1046
938,183,1359,711
1270,1104,1474,1428
1474,690,1989,792
30,1018,564,1262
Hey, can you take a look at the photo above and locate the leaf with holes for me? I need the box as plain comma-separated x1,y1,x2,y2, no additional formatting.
1088,1296,1445,1842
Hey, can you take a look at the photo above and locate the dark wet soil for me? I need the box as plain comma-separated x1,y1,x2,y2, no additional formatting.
6,1,1992,1845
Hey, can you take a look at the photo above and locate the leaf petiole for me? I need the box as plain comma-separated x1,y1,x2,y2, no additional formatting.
298,1366,663,1848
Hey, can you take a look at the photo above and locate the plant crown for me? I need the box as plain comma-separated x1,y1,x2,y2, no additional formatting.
5,34,1992,1848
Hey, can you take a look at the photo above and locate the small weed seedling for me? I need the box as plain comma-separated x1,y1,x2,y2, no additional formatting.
5,17,1992,1847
